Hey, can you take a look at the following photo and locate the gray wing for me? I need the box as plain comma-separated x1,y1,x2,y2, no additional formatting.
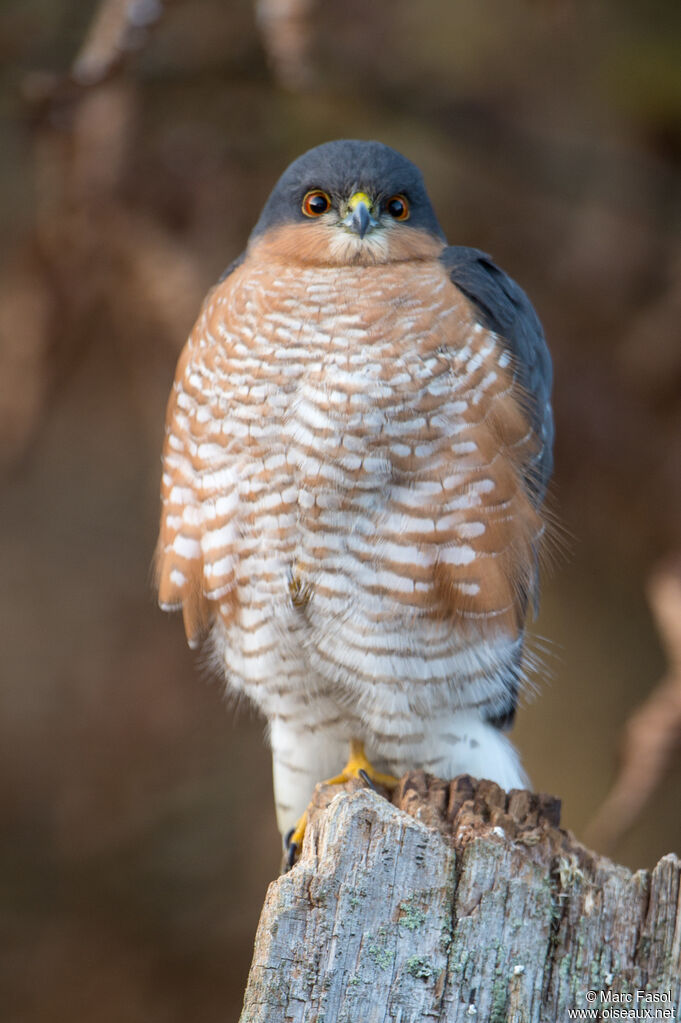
440,246,554,504
441,247,554,731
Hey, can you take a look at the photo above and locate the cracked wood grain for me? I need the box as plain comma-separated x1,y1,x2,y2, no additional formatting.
240,773,681,1022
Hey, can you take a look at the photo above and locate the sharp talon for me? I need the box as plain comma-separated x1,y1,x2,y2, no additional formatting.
284,826,299,871
286,840,298,871
358,768,377,791
283,811,307,870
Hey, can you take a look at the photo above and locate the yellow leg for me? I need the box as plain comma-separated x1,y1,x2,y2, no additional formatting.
286,810,307,853
284,741,398,869
323,739,399,790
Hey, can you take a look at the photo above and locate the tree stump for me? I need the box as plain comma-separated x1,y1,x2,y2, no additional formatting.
240,773,681,1022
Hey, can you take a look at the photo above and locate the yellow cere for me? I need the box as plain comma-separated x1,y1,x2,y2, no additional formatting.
347,191,374,212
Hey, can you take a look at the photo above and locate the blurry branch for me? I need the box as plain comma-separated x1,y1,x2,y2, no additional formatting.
22,0,165,118
241,774,681,1021
585,556,681,853
72,0,164,87
255,0,317,91
1,0,203,473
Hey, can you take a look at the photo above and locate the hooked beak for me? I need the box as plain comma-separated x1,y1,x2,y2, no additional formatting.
343,191,378,239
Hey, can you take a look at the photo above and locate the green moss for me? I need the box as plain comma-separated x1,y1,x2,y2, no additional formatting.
399,896,426,931
405,955,437,980
448,939,470,976
367,926,395,970
489,976,509,1023
347,887,367,910
368,942,395,969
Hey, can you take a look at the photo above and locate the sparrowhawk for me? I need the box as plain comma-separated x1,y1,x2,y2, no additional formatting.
155,139,553,863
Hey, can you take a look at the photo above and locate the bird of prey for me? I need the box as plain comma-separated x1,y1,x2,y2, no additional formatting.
155,139,553,863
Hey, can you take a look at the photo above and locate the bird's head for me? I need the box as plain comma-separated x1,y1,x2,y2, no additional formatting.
249,139,446,266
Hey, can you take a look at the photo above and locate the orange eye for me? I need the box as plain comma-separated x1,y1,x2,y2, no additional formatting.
386,194,409,220
302,190,331,217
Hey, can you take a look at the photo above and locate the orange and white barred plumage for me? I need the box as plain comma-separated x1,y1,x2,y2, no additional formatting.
156,141,553,837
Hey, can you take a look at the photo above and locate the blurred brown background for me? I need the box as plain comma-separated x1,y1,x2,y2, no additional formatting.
2,1,681,1020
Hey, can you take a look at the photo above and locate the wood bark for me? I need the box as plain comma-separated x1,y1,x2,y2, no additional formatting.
240,773,681,1022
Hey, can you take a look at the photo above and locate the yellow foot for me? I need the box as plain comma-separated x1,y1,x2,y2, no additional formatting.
324,739,400,792
283,741,399,870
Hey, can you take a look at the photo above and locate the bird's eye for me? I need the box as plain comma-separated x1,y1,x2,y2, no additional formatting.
386,195,410,220
302,190,331,217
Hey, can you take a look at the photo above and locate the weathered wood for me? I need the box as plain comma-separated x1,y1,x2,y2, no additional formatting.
240,773,681,1022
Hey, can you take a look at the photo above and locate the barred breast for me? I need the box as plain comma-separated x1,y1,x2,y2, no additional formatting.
156,237,542,800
